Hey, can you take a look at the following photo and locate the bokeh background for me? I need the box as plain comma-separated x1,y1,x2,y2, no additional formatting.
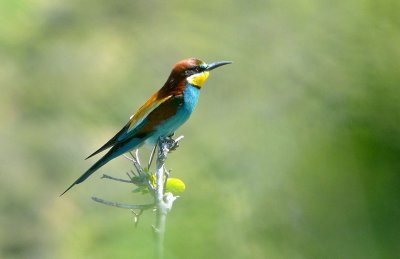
1,0,399,258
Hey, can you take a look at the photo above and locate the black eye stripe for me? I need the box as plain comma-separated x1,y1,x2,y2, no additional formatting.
193,66,203,72
184,66,205,76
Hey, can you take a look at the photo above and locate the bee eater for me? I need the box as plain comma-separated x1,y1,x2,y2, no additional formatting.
61,58,232,195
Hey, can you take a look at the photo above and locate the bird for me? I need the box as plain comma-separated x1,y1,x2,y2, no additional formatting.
61,58,232,195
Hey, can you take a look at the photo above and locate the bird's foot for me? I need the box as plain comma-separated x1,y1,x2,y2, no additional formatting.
165,135,184,152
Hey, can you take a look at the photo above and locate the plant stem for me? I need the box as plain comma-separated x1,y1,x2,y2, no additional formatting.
91,196,154,210
92,136,182,259
155,138,168,259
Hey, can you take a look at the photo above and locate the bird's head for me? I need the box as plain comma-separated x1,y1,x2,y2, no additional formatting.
167,58,232,89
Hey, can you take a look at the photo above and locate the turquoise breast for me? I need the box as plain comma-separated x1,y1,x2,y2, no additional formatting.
145,84,200,144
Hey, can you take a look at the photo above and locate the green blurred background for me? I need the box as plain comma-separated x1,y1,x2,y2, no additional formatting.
1,0,399,258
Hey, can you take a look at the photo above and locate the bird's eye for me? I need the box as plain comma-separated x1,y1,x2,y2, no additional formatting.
184,67,202,76
194,66,202,73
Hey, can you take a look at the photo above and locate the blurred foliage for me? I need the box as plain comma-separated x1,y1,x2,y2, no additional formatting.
1,0,400,258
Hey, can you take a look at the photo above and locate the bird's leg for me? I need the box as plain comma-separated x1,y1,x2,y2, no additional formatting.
165,133,178,151
168,135,184,151
161,135,173,149
165,133,175,145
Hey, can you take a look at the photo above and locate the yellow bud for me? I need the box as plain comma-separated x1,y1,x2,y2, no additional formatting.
166,178,186,195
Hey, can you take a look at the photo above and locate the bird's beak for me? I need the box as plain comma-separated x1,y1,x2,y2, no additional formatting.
206,61,233,71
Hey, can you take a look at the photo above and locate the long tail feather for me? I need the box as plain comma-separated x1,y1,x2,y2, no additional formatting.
60,152,113,196
60,136,146,196
85,124,130,160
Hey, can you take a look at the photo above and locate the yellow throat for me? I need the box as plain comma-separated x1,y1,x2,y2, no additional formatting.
187,71,210,88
